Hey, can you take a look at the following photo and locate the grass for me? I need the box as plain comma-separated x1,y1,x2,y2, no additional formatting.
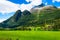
0,31,60,40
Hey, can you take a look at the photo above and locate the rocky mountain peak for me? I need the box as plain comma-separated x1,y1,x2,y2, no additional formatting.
23,10,31,15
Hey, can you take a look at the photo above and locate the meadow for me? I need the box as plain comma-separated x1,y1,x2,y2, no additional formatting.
0,31,60,40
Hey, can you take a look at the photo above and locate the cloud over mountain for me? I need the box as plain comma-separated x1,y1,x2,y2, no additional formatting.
0,0,60,14
0,0,20,14
0,0,42,14
20,0,42,11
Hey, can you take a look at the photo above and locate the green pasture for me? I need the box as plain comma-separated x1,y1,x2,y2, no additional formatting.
0,31,60,40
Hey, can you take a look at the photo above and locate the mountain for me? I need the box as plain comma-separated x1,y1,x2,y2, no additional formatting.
30,5,57,13
0,10,32,28
30,3,45,13
30,5,60,30
0,5,60,30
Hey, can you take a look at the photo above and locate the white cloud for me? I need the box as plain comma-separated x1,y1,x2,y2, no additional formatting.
53,0,60,2
0,0,42,14
20,4,33,11
20,0,42,11
26,0,42,6
0,0,20,14
0,18,6,23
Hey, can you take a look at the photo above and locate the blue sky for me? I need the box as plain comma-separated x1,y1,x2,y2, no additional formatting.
0,0,60,22
8,0,31,4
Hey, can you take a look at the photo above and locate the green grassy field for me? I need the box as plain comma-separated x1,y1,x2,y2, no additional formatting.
0,31,60,40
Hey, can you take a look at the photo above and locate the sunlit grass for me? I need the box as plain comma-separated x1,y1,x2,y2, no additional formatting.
0,31,60,40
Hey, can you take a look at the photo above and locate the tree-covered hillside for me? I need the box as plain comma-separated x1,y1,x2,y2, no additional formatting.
0,6,60,31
